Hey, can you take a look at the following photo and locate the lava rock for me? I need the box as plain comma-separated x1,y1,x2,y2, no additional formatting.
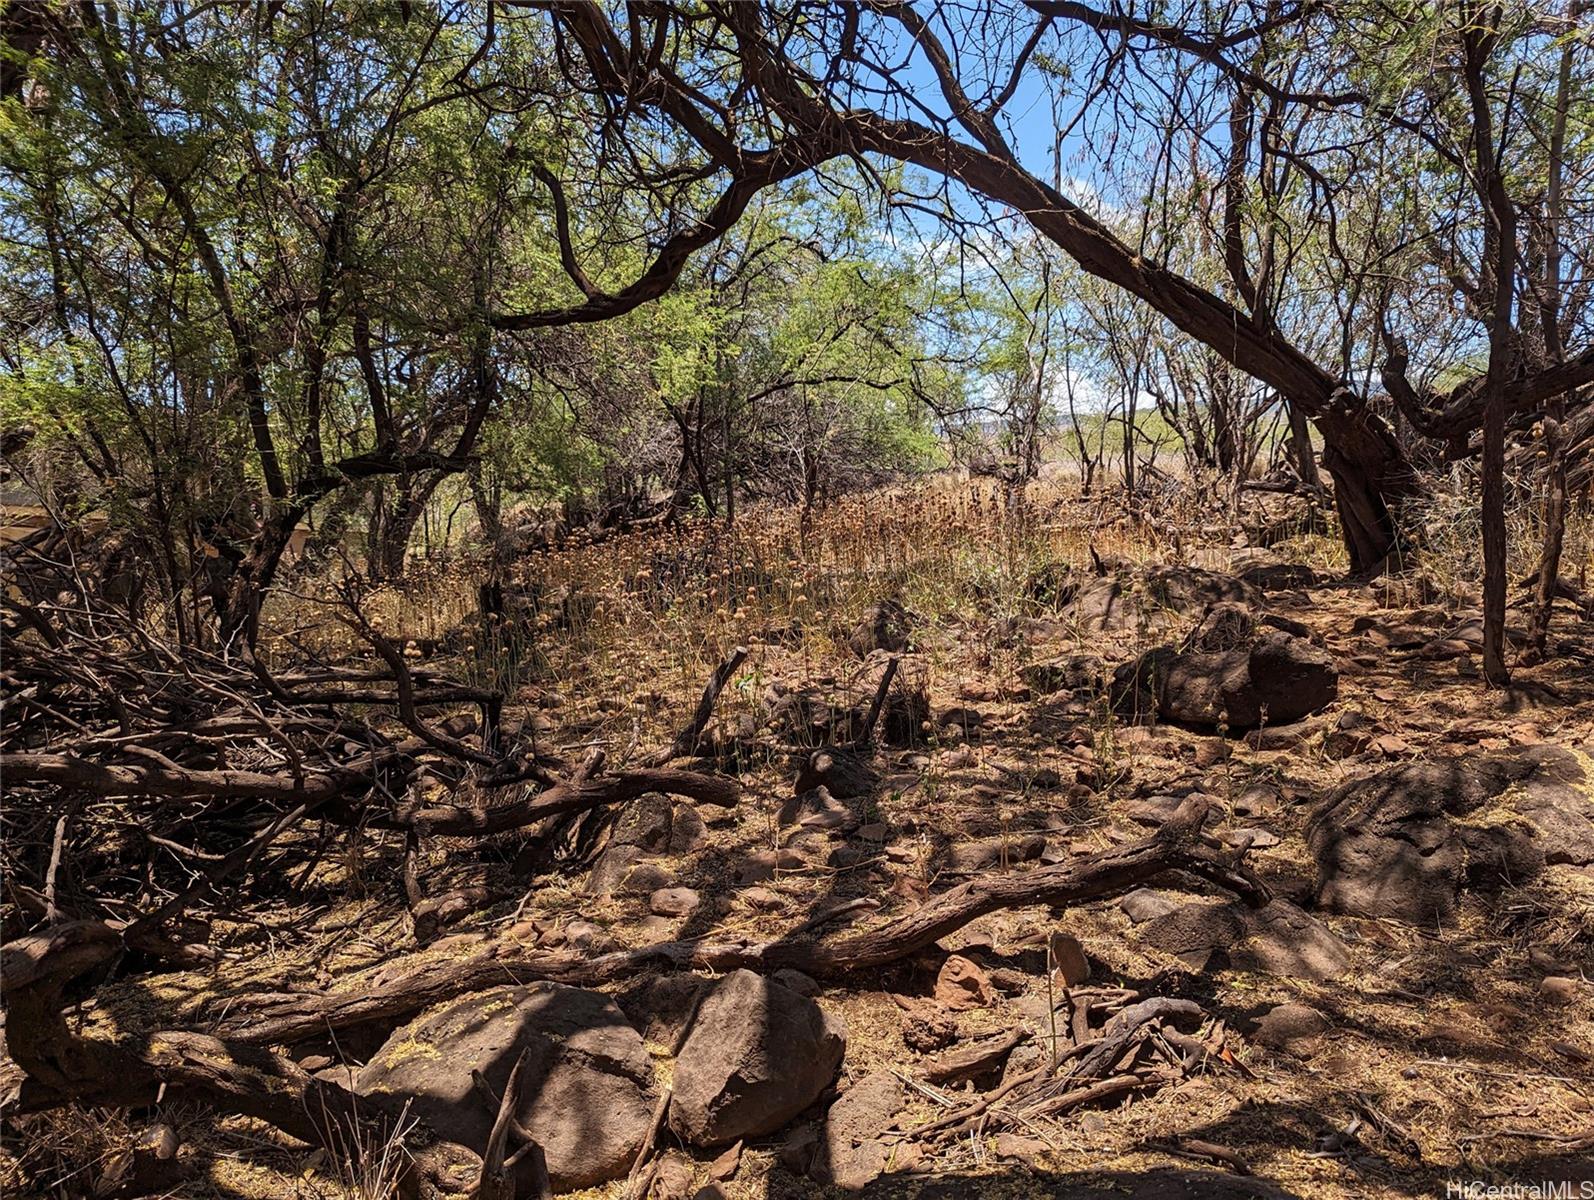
668,970,845,1147
1020,655,1104,695
357,984,655,1192
1115,628,1338,730
815,1072,903,1190
943,833,1048,873
1308,746,1591,923
1064,566,1257,635
650,887,701,917
1120,888,1181,924
1250,1002,1329,1054
934,954,997,1009
794,750,879,800
1136,898,1351,981
849,599,912,656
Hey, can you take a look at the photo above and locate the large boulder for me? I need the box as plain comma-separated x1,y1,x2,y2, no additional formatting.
668,969,845,1147
1115,609,1337,730
1307,746,1594,923
356,984,655,1192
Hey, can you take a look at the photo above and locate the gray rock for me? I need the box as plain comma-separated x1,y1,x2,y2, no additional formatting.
1121,888,1181,924
943,833,1047,873
1308,746,1591,923
650,887,701,917
816,1072,903,1190
357,984,654,1192
1137,898,1351,981
668,970,846,1147
1250,1002,1329,1053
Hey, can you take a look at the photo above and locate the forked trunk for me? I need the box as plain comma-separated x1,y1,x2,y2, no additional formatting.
1313,401,1412,573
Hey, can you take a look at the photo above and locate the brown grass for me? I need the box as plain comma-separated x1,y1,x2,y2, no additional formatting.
10,473,1592,1199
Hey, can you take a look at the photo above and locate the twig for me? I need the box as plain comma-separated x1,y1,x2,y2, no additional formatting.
1147,1135,1253,1175
624,1085,673,1200
468,1070,551,1197
641,645,747,765
43,802,78,925
855,655,901,747
476,1047,533,1200
1413,1060,1575,1084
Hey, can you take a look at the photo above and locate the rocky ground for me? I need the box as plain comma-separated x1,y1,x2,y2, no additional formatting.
7,484,1593,1200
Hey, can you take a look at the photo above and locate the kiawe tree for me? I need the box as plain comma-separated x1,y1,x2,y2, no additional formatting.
5,0,1590,661
0,2,846,642
526,1,1591,588
3,4,533,640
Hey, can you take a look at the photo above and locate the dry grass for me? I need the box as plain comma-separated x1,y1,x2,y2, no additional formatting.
11,472,1593,1200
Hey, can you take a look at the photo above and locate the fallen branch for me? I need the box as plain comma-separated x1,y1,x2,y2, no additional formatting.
923,1029,1030,1084
477,1047,532,1200
396,767,739,835
214,796,1261,1044
855,654,900,747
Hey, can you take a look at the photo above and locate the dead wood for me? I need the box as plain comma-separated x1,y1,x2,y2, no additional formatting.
1019,1070,1168,1120
0,922,467,1196
639,644,748,765
214,795,1260,1044
923,1029,1031,1084
395,766,739,835
476,1047,532,1200
1148,1135,1254,1175
855,654,901,746
1069,996,1203,1080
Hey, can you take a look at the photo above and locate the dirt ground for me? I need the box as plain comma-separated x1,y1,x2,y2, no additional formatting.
6,478,1592,1200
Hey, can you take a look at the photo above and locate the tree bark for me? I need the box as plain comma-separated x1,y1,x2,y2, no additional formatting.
1461,8,1516,687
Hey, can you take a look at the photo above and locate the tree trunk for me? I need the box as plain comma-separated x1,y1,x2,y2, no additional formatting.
1460,15,1516,688
1314,400,1409,573
1285,399,1324,497
1526,9,1577,660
